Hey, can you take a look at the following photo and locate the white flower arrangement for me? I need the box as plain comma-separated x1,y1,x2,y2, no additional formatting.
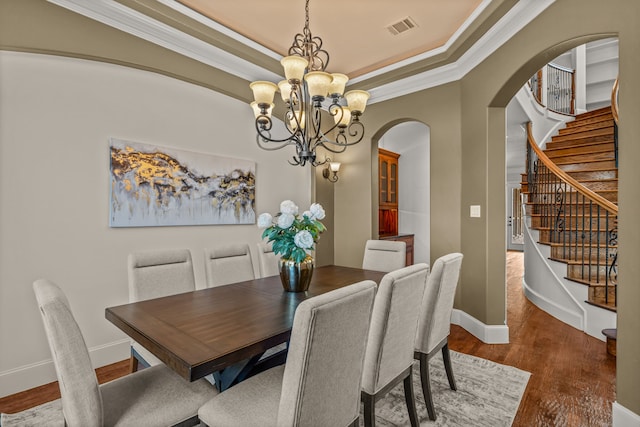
257,200,326,263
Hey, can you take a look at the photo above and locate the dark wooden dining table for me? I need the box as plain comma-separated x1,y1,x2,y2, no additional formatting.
105,265,386,389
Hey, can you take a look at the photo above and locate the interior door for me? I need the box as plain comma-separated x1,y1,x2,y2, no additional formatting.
507,184,524,251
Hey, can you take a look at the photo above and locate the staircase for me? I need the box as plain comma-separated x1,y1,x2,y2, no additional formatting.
523,106,618,311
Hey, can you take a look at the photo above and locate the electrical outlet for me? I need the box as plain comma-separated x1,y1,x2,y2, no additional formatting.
470,205,481,218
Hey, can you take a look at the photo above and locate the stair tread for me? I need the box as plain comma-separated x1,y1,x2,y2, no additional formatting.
550,255,615,263
535,226,613,232
585,300,617,312
544,141,614,153
572,107,613,119
566,114,613,126
551,124,614,141
528,106,617,310
532,226,609,234
581,178,618,183
559,121,614,135
524,200,619,205
563,259,616,266
565,276,616,287
564,168,618,175
558,161,617,171
545,139,615,150
530,188,617,194
530,213,618,220
548,242,617,248
549,148,615,155
553,157,615,165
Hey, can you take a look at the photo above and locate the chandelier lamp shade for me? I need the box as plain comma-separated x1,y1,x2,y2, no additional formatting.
249,0,370,167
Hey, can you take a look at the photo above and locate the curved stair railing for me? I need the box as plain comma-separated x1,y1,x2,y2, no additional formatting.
612,77,619,167
525,122,618,309
611,77,619,123
528,63,576,115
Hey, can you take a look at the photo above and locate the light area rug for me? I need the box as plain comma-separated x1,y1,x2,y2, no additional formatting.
1,351,529,427
360,350,530,426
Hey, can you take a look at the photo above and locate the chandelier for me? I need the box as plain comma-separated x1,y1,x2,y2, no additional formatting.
249,0,370,167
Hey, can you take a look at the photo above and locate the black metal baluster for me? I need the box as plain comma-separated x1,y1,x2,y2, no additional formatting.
595,205,601,285
605,213,609,304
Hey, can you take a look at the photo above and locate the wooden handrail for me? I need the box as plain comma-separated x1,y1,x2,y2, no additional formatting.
611,77,619,124
526,122,618,215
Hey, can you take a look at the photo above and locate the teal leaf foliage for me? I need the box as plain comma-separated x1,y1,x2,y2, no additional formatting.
258,201,326,264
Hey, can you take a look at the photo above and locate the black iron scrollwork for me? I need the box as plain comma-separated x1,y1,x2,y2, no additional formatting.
553,186,565,240
607,222,618,286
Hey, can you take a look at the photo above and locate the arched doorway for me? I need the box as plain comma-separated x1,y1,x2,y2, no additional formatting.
375,122,431,264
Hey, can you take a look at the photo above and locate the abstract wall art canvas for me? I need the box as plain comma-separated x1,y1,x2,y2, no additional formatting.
109,138,256,227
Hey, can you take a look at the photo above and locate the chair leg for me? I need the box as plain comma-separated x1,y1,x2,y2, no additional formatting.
403,368,420,427
362,392,376,427
442,343,457,391
418,352,437,421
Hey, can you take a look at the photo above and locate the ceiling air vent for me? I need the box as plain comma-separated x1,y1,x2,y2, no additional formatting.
386,17,417,36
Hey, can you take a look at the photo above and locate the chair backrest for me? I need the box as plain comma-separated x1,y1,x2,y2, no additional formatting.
278,280,376,426
256,242,280,278
128,249,196,302
33,279,103,427
362,239,406,272
361,263,429,395
204,244,255,287
415,253,464,354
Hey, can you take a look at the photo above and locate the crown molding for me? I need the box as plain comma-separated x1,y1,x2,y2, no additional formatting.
348,0,494,86
47,0,554,104
368,0,556,104
154,0,282,62
47,0,282,82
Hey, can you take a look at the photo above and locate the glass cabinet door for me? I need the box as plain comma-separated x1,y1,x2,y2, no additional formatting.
380,160,388,203
390,163,397,204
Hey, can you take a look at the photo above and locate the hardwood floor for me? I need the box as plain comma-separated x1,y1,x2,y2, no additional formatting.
0,251,616,425
0,359,130,414
449,251,616,426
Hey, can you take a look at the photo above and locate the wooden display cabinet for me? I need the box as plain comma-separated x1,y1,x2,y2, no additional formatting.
378,148,400,237
378,148,399,209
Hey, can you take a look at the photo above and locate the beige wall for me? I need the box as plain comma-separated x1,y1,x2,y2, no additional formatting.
334,82,462,274
0,51,312,396
615,0,640,415
0,0,255,104
336,0,639,415
2,0,639,418
314,166,334,267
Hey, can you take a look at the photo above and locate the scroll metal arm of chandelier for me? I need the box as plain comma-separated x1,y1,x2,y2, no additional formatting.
314,104,365,153
253,81,319,166
248,0,370,168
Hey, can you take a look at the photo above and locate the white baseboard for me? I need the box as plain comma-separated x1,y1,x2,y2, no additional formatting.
3,312,507,397
613,402,640,427
451,309,509,344
522,278,584,331
0,339,130,398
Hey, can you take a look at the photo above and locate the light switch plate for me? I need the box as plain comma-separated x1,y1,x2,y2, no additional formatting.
470,205,481,218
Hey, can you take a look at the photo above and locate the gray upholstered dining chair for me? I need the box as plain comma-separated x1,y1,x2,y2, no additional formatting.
256,242,280,278
204,243,255,287
128,248,196,372
362,239,406,272
360,263,429,427
414,252,464,421
198,280,377,427
33,279,216,427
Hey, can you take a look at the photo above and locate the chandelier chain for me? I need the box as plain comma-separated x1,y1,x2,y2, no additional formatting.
249,0,368,167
